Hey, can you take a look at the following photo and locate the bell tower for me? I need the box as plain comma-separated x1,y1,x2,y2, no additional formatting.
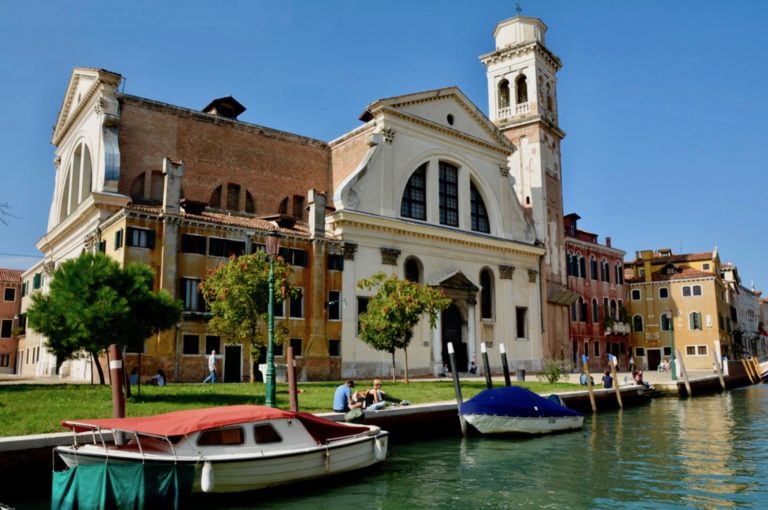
481,15,573,358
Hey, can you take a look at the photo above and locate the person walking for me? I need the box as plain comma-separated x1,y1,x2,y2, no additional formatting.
203,350,217,383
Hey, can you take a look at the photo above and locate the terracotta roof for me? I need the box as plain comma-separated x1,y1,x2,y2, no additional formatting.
0,269,23,283
626,266,712,283
126,204,312,237
628,251,713,265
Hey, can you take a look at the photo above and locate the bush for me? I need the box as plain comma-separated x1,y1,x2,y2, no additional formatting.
538,357,569,384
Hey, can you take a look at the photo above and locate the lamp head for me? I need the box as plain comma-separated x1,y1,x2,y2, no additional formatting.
265,229,281,256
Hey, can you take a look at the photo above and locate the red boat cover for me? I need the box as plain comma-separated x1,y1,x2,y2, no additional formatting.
61,405,371,442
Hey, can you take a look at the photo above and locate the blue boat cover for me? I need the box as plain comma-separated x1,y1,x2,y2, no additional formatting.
459,386,583,418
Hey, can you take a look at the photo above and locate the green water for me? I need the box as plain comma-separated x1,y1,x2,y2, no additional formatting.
204,385,768,509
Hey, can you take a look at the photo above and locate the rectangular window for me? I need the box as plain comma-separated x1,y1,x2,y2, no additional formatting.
439,162,459,227
127,227,155,248
181,234,207,254
682,286,692,297
515,307,527,339
21,281,27,297
686,346,696,356
98,240,106,253
205,336,221,355
289,288,304,319
114,229,124,249
328,291,341,321
690,312,702,330
289,338,303,357
4,287,15,301
697,345,707,355
693,285,702,296
183,334,200,355
0,354,8,367
0,320,12,338
328,339,341,357
663,346,672,356
209,237,246,258
32,273,42,290
181,278,205,312
659,288,669,299
279,248,308,267
635,347,645,357
594,341,601,357
17,313,26,334
357,297,369,335
328,254,344,271
274,298,285,318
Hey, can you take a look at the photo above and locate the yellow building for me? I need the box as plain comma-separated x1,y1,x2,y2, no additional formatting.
626,248,731,372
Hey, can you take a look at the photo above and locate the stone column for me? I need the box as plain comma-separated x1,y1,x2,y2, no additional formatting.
432,316,443,376
467,296,477,372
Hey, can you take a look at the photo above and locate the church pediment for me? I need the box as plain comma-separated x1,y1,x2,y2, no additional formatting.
52,67,122,146
359,87,515,154
435,271,479,292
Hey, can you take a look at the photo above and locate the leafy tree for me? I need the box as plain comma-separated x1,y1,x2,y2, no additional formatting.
200,252,294,383
358,272,450,383
26,252,182,384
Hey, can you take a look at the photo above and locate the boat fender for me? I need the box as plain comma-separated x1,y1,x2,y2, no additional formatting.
374,438,387,461
201,461,215,493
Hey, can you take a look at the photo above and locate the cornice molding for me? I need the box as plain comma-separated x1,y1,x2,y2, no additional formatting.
565,237,626,258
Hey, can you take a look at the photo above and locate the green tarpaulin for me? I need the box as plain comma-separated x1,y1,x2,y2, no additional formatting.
51,463,194,510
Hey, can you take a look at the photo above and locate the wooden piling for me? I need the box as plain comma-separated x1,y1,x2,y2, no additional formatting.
676,349,692,397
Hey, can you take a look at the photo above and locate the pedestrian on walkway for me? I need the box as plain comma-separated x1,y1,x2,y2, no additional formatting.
203,350,217,383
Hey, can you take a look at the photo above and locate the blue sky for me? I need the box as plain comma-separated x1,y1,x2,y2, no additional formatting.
1,0,766,292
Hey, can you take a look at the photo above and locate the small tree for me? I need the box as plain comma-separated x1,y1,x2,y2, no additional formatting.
358,272,450,383
26,252,182,384
200,252,294,383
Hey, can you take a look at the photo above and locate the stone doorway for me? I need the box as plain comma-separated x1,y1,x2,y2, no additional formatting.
442,304,466,372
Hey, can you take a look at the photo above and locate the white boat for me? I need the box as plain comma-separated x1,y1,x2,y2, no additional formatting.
54,405,388,495
459,386,584,435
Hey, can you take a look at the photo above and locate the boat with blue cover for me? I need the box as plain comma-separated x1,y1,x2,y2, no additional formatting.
459,386,584,434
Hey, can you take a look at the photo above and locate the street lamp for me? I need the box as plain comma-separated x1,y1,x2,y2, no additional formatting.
668,311,677,381
264,229,281,407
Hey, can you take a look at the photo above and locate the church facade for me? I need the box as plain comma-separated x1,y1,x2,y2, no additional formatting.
18,15,572,381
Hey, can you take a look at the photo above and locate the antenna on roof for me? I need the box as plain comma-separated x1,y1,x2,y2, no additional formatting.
515,2,523,15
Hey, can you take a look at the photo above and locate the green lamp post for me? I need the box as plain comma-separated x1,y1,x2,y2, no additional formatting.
264,230,281,407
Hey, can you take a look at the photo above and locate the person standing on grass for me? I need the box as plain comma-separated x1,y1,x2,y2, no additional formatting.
203,350,217,383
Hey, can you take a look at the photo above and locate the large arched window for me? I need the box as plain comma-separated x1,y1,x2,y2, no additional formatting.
480,268,494,320
400,163,427,220
59,141,93,222
209,183,257,214
590,256,598,280
470,182,490,233
632,315,644,332
498,79,510,108
592,298,599,323
404,257,421,283
515,75,528,104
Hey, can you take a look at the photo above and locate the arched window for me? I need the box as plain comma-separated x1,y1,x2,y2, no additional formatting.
209,183,256,213
567,252,574,277
579,297,587,323
129,173,145,200
210,186,222,208
632,315,644,332
470,182,490,233
615,264,624,284
590,256,598,280
59,141,93,222
592,298,599,323
689,312,702,330
601,259,610,282
610,299,617,320
401,163,427,220
578,254,586,279
515,75,528,104
480,269,494,320
631,289,641,300
661,313,672,332
245,191,255,214
571,301,577,321
404,257,421,283
546,83,553,111
498,79,510,108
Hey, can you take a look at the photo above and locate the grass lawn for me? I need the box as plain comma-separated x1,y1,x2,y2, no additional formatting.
0,378,580,437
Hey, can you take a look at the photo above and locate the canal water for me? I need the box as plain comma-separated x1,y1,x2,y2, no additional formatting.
13,385,768,509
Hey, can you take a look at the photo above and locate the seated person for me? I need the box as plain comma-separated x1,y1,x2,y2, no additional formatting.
364,379,408,411
333,380,363,413
580,373,595,386
128,368,139,386
634,370,650,389
146,369,166,386
601,370,613,389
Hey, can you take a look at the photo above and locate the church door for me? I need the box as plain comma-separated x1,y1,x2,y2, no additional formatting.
441,305,466,371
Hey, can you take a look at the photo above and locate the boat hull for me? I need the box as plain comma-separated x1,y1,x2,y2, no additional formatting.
56,432,389,493
463,413,584,434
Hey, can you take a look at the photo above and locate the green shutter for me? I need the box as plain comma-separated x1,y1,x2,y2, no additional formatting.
147,230,156,249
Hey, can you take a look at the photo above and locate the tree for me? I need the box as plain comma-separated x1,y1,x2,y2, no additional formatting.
26,252,182,384
200,252,294,383
358,272,450,383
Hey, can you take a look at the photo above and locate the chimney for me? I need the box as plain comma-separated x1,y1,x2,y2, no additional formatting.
605,236,612,248
308,189,327,239
201,96,246,120
162,158,185,214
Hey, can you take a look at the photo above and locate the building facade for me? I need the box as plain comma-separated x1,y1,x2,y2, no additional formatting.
20,14,560,381
564,214,628,372
625,249,732,372
0,268,23,374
